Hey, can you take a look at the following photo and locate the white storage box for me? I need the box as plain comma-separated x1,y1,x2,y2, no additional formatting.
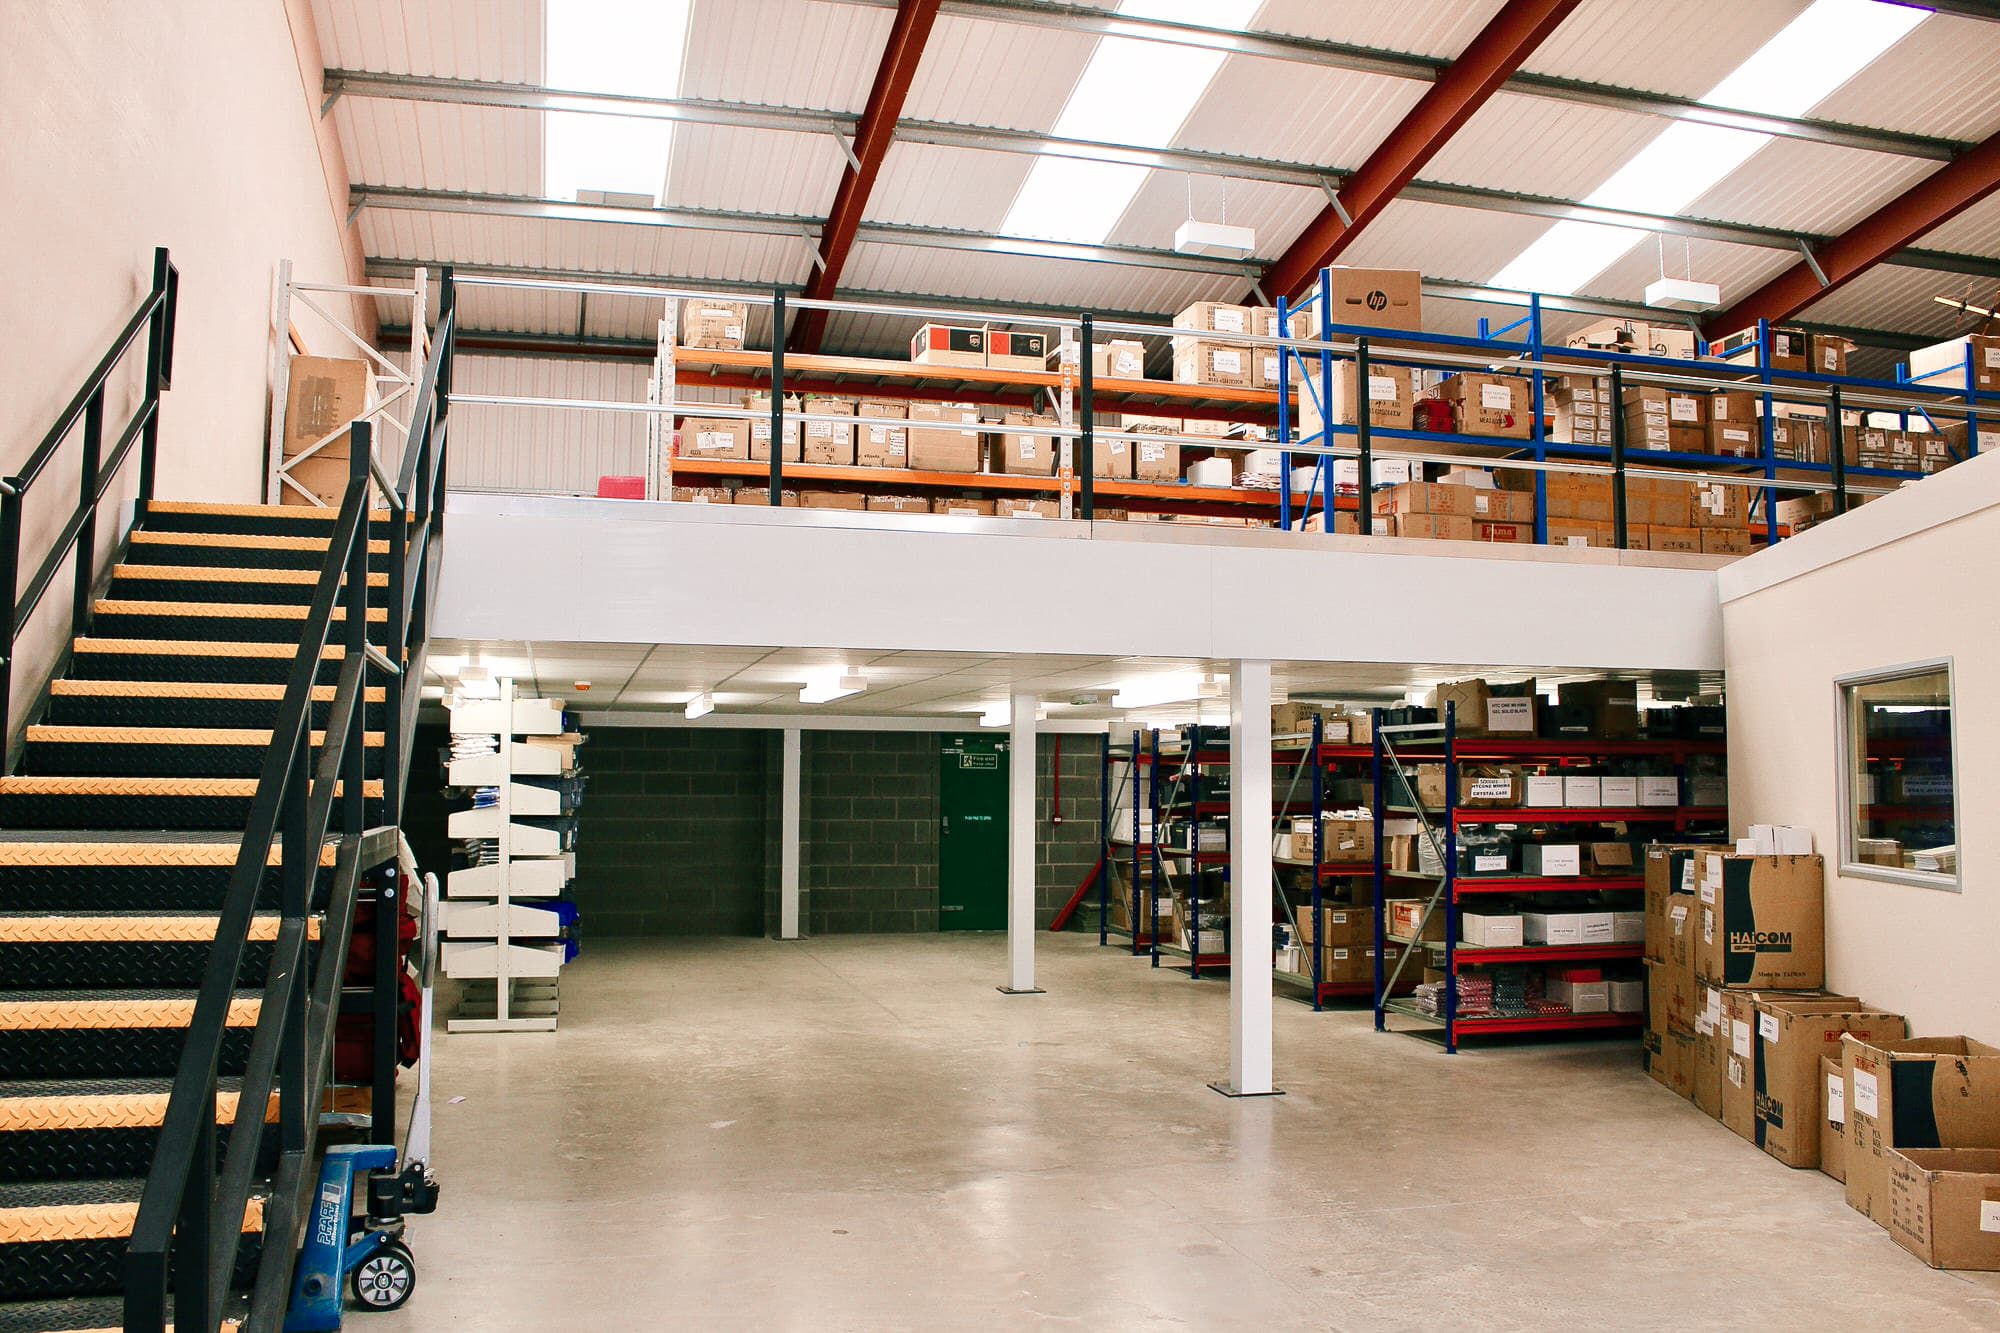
1522,911,1585,945
1526,775,1565,808
1563,776,1602,807
1598,776,1638,807
1461,912,1525,947
1638,776,1680,807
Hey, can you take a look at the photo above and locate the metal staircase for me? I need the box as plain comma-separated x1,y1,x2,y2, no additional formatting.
0,253,456,1332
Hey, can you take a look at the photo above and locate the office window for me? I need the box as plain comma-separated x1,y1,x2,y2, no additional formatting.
1840,661,1958,888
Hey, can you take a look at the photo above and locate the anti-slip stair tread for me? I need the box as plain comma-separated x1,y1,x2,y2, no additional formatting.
0,914,315,941
0,778,382,796
0,1175,267,1235
131,530,390,552
0,1078,273,1134
110,565,389,587
92,600,389,623
49,681,385,701
144,501,403,521
25,727,385,748
74,638,338,660
0,1294,246,1333
0,830,337,856
0,991,262,1029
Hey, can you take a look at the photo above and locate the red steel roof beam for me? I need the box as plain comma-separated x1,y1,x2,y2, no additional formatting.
791,0,943,352
1262,0,1579,304
1702,131,2000,339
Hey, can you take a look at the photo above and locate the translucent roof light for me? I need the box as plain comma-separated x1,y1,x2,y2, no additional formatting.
542,0,694,204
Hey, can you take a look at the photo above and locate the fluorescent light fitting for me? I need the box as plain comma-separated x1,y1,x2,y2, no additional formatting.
684,691,714,720
1174,218,1256,259
799,672,867,705
1644,277,1722,312
1111,672,1207,710
980,704,1010,728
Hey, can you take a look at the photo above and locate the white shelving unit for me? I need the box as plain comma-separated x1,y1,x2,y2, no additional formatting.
443,678,584,1033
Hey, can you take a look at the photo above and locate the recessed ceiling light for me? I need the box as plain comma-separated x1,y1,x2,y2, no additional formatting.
799,672,867,705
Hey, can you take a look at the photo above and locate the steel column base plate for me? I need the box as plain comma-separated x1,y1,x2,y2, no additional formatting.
995,986,1045,996
1208,1082,1285,1099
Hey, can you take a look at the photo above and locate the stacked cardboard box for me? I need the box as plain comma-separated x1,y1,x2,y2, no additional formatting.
1844,1036,2000,1269
679,415,750,461
279,355,372,506
1372,481,1533,543
1705,391,1762,459
906,401,981,472
1171,302,1257,388
1622,385,1708,453
850,400,901,468
744,392,803,463
1049,339,1147,381
1566,318,1697,360
1549,378,1614,445
1295,363,1417,437
679,300,748,351
910,324,986,368
996,412,1060,475
1432,373,1531,439
803,395,859,465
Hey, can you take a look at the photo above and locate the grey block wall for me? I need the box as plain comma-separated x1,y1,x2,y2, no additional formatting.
1037,736,1106,927
804,731,939,934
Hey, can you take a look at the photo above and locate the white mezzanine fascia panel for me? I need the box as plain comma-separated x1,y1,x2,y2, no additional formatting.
438,494,1724,672
1519,0,1809,101
665,124,848,217
1250,0,1507,60
1807,12,2000,143
904,13,1099,133
679,0,893,113
333,98,544,196
313,0,545,82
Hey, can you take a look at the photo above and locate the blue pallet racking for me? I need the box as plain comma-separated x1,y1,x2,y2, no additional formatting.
1272,280,1992,544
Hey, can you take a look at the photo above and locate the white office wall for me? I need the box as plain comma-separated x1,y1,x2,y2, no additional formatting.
1722,456,2000,1040
0,0,357,734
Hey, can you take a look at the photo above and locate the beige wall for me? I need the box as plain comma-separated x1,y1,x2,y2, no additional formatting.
0,0,358,734
1722,458,1999,1041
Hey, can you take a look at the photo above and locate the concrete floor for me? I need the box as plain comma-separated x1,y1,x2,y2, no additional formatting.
385,932,2000,1330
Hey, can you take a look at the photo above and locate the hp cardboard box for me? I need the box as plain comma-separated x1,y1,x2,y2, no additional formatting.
1845,1036,2000,1228
1693,853,1825,989
1324,267,1422,335
1886,1150,2000,1270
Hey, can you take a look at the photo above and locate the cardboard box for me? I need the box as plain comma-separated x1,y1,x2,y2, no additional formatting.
1639,776,1680,807
731,487,801,507
282,355,371,460
1909,334,2000,394
1387,899,1444,943
1320,816,1374,865
1091,435,1135,480
1429,679,1490,734
745,392,803,462
910,323,986,367
1173,302,1256,337
986,330,1047,371
1323,267,1423,334
1557,680,1638,740
1567,318,1697,360
802,395,859,465
997,412,1060,475
1545,518,1613,548
906,401,981,472
1885,1149,2000,1270
1610,977,1644,1012
1748,1003,1907,1168
1586,843,1636,877
1131,434,1179,482
1598,776,1638,808
1437,374,1531,439
1299,364,1416,434
1823,1054,1850,1183
994,497,1062,519
1484,693,1536,734
1846,1036,2000,1228
931,497,995,517
1522,910,1585,944
679,299,748,350
1519,844,1582,878
865,495,930,514
1701,528,1752,556
1390,513,1475,541
1173,341,1253,387
1645,1009,1696,1099
667,485,729,504
1460,910,1524,947
1297,904,1373,948
1549,975,1610,1013
799,489,865,511
1525,774,1565,808
1075,339,1147,380
1563,776,1602,808
1693,852,1825,989
680,416,750,461
1693,983,1728,1117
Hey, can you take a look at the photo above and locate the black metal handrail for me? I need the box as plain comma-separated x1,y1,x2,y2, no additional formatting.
1,247,178,734
125,266,456,1331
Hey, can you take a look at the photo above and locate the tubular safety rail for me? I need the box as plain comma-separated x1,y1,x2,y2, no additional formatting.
0,246,178,738
123,269,457,1331
440,272,1996,548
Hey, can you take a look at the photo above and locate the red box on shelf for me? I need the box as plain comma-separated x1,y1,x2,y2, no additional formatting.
596,475,645,499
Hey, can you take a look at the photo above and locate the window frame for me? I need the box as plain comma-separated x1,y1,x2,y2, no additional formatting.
1836,657,1961,892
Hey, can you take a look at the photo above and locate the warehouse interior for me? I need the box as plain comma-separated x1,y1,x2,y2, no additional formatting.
3,0,2000,1328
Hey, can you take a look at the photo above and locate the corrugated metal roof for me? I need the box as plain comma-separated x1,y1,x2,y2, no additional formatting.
1104,173,1321,262
314,0,544,81
1520,0,1808,100
360,210,814,288
839,241,1243,315
1173,59,1425,171
1913,190,2000,258
903,13,1099,132
1799,262,1997,343
664,123,847,216
448,353,651,494
865,142,1035,233
1580,236,1795,314
679,0,892,113
1679,138,1940,237
1336,199,1558,286
1250,0,1506,60
1807,12,2000,143
1421,94,1672,202
332,99,544,195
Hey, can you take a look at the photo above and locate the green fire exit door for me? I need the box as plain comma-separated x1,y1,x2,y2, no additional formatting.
939,736,1008,931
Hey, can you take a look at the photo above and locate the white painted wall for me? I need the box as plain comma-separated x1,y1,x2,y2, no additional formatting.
0,0,356,733
1721,454,2000,1041
438,493,1727,671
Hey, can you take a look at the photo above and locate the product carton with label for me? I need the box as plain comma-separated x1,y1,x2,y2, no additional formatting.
1562,776,1602,808
1822,1054,1849,1183
1567,318,1696,360
1093,435,1135,479
1909,333,2000,393
1389,513,1474,541
1173,302,1256,338
1693,852,1825,988
800,489,866,511
1744,1003,1907,1168
1484,692,1537,734
1321,267,1423,335
1387,899,1444,944
1437,373,1532,439
806,395,861,465
997,412,1060,475
931,497,995,517
906,401,982,472
1131,432,1179,482
1173,341,1253,388
1428,678,1490,733
986,329,1047,371
993,497,1062,519
910,323,986,368
1645,982,1696,1097
865,495,930,514
1845,1035,2000,1228
1460,910,1525,948
745,392,804,462
1522,910,1585,944
1598,776,1638,808
1055,339,1146,380
680,299,748,350
1296,363,1417,435
1320,816,1374,865
1525,775,1565,808
679,416,750,461
1885,1149,2000,1270
1460,765,1524,809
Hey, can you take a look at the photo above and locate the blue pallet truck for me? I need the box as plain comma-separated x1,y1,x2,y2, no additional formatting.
286,865,444,1326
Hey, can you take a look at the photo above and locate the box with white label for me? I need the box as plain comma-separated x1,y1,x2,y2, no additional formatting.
1522,911,1585,945
1172,340,1252,387
1638,776,1680,807
1578,911,1616,944
1484,695,1536,733
1599,776,1638,807
1551,977,1611,1012
1563,776,1602,807
1461,911,1525,947
1526,775,1565,808
1520,843,1581,877
1610,910,1646,942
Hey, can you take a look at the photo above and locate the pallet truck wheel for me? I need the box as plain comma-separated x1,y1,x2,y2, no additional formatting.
351,1240,416,1312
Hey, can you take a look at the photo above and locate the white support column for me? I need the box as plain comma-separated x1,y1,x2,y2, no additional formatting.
1218,659,1279,1097
779,727,802,940
1001,690,1043,995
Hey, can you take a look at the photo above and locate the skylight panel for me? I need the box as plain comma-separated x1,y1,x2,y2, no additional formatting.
999,0,1260,245
542,0,694,205
1489,0,1925,298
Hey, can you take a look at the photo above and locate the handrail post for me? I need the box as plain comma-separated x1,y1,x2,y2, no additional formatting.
0,485,19,741
1078,312,1095,520
173,1088,217,1333
139,247,170,507
73,390,105,637
280,742,310,1158
1355,337,1373,537
770,288,786,505
1609,364,1629,550
1828,385,1848,517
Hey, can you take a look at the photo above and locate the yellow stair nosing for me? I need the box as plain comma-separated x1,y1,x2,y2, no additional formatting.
0,1087,281,1133
0,915,320,944
132,529,390,554
0,1194,264,1243
0,841,336,868
0,996,261,1031
94,599,389,623
146,500,402,520
113,563,390,587
49,680,386,702
74,638,344,660
26,725,386,748
0,776,384,797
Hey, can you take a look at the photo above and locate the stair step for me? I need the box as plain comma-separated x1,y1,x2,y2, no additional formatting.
88,601,390,646
0,835,335,914
141,500,408,538
129,529,392,573
69,640,380,687
0,1294,243,1332
45,681,388,731
0,914,318,992
0,990,259,1081
0,1078,279,1184
108,565,389,607
22,727,385,779
0,1177,264,1302
0,778,383,832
